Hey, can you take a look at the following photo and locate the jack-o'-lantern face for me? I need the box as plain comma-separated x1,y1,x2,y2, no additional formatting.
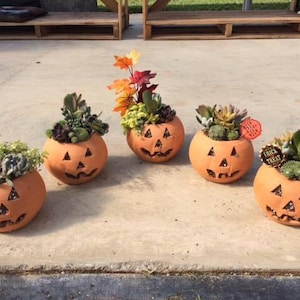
0,170,46,233
189,131,254,183
127,116,185,163
43,133,108,185
254,164,300,226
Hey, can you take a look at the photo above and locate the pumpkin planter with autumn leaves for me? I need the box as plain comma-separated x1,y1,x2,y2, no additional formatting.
0,141,47,233
44,93,109,185
254,130,300,226
189,104,261,184
108,49,184,163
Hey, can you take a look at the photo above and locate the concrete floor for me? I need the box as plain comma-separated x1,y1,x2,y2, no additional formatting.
1,15,300,277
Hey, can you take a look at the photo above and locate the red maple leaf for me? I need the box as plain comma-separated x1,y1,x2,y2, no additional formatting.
130,70,156,86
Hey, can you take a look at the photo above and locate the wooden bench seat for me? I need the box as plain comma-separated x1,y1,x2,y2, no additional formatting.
143,1,300,40
0,1,129,40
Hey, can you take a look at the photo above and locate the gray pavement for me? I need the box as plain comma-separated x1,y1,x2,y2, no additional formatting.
1,14,300,284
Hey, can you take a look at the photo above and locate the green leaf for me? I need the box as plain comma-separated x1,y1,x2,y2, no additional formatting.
64,93,77,113
292,130,300,155
196,105,211,119
142,90,158,114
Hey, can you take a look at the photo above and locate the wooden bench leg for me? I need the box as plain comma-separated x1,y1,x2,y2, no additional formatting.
35,25,50,37
113,24,120,39
218,23,233,37
293,23,300,32
144,24,152,39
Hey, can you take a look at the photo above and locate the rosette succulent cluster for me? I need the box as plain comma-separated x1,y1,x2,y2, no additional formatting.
108,49,176,134
0,141,47,186
46,93,109,143
272,130,300,180
195,104,248,141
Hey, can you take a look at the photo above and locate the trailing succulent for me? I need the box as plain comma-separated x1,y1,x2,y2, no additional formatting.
195,104,248,141
0,141,47,186
272,130,300,180
46,93,109,143
108,49,176,134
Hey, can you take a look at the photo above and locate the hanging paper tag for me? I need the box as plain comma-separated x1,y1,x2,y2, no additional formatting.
240,118,262,140
259,144,285,168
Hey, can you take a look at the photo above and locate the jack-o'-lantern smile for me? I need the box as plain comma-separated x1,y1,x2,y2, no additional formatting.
65,169,97,179
266,205,300,223
207,169,240,179
141,148,173,158
0,213,26,228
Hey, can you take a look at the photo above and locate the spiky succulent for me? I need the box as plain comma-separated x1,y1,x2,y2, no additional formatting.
0,141,47,186
46,93,109,143
195,104,248,141
214,104,248,130
272,130,300,162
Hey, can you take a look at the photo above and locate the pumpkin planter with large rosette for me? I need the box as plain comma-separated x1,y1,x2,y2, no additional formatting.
254,130,300,226
108,49,185,163
189,104,261,183
0,141,47,233
44,93,109,185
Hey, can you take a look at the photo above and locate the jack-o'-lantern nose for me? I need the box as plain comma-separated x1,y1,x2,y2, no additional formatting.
155,140,162,148
77,161,85,169
0,204,8,215
220,159,228,167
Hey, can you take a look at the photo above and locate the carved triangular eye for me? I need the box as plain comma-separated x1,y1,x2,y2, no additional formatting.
271,185,282,197
283,201,295,212
0,204,8,215
231,147,239,157
163,128,171,138
144,129,152,138
85,148,92,157
8,187,20,201
63,152,71,160
208,147,215,156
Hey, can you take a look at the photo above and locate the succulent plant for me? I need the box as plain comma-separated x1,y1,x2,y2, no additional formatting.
195,104,248,141
268,130,300,180
280,160,300,180
46,93,109,143
0,141,47,186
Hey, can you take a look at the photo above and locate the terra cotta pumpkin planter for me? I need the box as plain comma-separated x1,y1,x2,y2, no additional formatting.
43,132,108,185
189,131,254,183
254,163,300,226
0,170,46,233
126,116,185,163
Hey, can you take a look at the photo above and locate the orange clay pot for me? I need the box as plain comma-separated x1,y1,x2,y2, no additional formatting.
189,131,254,184
43,133,108,185
254,163,300,226
126,116,185,163
0,170,46,233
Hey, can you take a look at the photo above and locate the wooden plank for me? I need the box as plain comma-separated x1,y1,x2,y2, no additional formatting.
0,11,128,40
146,10,300,25
148,23,300,40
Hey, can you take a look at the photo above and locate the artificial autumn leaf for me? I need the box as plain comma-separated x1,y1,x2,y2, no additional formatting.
137,84,158,103
113,89,136,115
130,70,157,86
108,79,131,94
126,49,141,66
113,55,133,70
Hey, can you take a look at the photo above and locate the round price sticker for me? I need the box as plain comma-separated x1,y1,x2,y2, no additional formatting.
240,118,262,140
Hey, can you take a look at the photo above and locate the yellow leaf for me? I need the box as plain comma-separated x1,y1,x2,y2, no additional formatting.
126,49,141,66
